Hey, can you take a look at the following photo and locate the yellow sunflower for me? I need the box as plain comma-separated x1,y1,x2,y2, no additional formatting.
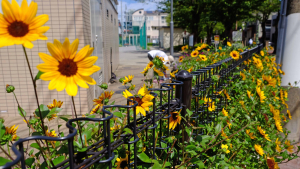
140,67,149,75
256,87,266,103
187,67,193,73
221,108,228,117
129,84,135,91
219,46,222,50
116,155,129,169
245,129,256,139
207,49,210,51
287,110,292,120
5,125,18,136
262,75,276,87
227,41,232,47
48,114,57,121
240,72,246,80
275,138,281,152
179,56,184,62
46,130,57,145
230,51,239,60
0,0,49,48
181,45,186,51
169,109,182,130
267,157,279,169
170,69,178,78
191,50,199,57
123,75,134,85
147,61,154,68
275,120,283,132
93,91,114,105
153,67,164,76
247,90,253,99
204,97,216,111
122,85,154,116
221,144,230,153
47,99,63,109
278,69,285,75
254,144,264,156
199,55,207,61
285,140,294,153
257,126,271,141
221,130,228,139
90,104,102,114
260,50,265,56
37,38,100,96
238,49,243,52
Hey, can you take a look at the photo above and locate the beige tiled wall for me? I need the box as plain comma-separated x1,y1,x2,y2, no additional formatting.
0,0,119,117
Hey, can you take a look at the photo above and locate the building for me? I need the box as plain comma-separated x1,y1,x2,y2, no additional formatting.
124,9,168,46
159,27,189,49
0,0,119,117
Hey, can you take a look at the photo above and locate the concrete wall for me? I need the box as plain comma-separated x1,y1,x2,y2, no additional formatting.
160,28,185,49
0,0,119,117
283,87,300,143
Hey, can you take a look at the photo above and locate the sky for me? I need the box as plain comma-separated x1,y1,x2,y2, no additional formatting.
117,0,162,20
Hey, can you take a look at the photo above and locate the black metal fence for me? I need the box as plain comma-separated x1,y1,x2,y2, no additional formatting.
2,44,263,169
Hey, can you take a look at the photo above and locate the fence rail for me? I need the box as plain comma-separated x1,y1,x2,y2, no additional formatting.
2,44,263,169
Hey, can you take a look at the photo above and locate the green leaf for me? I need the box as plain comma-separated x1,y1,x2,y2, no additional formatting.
60,117,69,122
25,158,35,167
0,122,5,140
113,111,124,118
48,107,62,116
281,150,289,159
123,128,133,134
35,104,50,120
34,71,44,81
18,106,26,117
0,157,11,165
198,100,205,105
185,145,196,150
53,156,65,165
57,145,68,154
32,132,43,136
215,123,222,135
30,143,40,150
186,109,193,116
150,162,162,169
137,152,151,163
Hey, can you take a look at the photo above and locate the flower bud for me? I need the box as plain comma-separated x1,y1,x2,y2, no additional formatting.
104,98,109,105
99,83,108,90
6,84,15,93
119,78,124,83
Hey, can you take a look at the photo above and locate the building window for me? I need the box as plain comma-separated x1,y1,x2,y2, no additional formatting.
107,10,109,18
162,21,165,23
114,19,116,26
161,16,166,20
111,14,113,23
139,11,141,14
148,27,150,30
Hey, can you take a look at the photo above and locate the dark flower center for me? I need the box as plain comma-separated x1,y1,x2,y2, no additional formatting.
8,21,29,37
120,160,128,168
233,54,236,57
172,112,178,120
135,97,143,106
58,59,78,77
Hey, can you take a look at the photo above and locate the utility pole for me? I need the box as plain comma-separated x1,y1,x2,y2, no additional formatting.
170,0,174,56
125,4,128,45
121,0,123,46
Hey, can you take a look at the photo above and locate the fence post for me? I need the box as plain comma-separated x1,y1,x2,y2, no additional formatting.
175,70,193,117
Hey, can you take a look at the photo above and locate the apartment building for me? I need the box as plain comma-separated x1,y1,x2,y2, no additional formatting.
124,9,168,46
0,0,119,117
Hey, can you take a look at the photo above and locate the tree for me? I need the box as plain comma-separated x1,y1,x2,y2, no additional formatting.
255,0,281,45
161,0,264,45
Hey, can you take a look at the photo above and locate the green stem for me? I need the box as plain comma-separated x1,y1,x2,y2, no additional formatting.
0,145,21,167
6,141,10,156
22,46,54,167
71,96,84,148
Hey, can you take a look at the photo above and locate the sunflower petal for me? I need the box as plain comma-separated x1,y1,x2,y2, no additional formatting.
74,45,90,62
24,1,38,23
40,71,60,81
74,74,89,88
77,66,100,76
122,90,133,98
2,0,16,23
47,42,63,61
77,56,98,68
141,102,152,110
29,14,49,30
70,39,79,57
80,75,96,85
56,75,67,91
48,77,59,90
85,47,94,57
11,0,21,21
37,63,58,72
142,94,154,102
66,77,78,96
137,106,146,116
39,53,59,65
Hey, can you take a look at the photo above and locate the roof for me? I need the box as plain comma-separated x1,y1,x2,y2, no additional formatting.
132,8,144,14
